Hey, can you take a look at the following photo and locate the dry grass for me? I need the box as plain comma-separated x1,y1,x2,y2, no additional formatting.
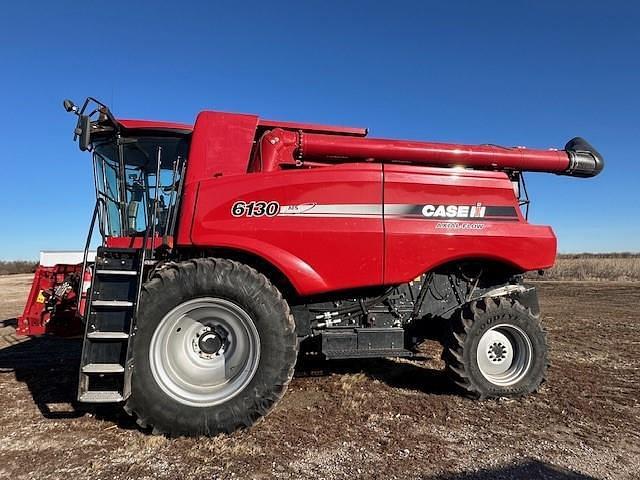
0,261,37,276
2,254,638,281
535,254,640,281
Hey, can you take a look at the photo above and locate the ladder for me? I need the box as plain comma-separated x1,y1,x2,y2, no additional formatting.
77,247,143,403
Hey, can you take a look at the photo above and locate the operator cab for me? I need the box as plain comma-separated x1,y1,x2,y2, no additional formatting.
64,98,191,245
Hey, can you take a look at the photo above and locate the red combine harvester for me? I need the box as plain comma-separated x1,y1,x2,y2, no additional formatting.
19,97,603,436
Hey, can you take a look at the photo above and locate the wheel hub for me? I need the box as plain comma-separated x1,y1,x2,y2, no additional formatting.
199,331,224,355
193,326,228,359
149,297,261,407
476,324,533,386
488,342,508,362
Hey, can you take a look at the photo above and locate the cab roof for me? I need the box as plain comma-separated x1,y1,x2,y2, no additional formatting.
117,118,193,134
116,115,368,137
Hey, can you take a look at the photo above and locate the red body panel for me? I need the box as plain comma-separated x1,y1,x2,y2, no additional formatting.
383,165,556,283
186,164,384,295
178,160,555,296
106,236,171,249
186,112,259,179
176,111,260,246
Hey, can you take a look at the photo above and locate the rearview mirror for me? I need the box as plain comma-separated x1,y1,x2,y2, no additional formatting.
77,115,91,151
63,99,77,113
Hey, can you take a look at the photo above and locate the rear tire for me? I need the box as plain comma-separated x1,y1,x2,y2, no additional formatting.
125,258,297,436
443,296,547,398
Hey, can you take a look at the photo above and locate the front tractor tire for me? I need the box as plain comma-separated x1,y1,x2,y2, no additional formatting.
125,258,298,437
443,297,548,399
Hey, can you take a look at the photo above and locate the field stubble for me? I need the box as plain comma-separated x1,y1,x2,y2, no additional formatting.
0,269,639,479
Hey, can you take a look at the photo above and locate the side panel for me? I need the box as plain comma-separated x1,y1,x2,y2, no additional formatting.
176,111,259,245
383,164,557,284
186,164,384,295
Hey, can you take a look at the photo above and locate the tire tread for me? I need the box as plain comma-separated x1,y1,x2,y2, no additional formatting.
124,257,298,437
443,296,548,399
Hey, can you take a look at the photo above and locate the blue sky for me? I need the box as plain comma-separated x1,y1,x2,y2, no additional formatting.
0,1,638,259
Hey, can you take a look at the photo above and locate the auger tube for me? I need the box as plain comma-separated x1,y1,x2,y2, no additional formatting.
294,132,604,177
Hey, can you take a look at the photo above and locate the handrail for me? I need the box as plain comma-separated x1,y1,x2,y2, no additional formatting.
149,147,162,255
168,157,187,239
76,198,106,316
163,155,181,245
134,146,162,317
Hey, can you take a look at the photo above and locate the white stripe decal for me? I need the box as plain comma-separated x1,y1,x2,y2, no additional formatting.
274,204,516,220
277,204,382,217
276,204,427,218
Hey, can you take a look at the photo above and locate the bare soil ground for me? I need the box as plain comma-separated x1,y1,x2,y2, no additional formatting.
0,274,638,480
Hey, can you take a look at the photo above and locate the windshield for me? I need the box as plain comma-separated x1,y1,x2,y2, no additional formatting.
93,136,189,238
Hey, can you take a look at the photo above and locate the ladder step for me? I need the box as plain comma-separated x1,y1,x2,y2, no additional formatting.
95,269,138,276
87,331,129,340
78,247,142,404
91,300,134,307
82,363,125,374
79,391,124,403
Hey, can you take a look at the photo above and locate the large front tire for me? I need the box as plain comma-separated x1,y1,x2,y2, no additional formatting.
443,296,547,398
125,258,298,436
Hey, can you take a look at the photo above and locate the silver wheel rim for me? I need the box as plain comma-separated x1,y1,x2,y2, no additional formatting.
476,324,533,386
149,297,260,407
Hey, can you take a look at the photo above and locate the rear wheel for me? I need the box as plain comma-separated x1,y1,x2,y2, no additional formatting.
125,258,297,436
443,296,547,398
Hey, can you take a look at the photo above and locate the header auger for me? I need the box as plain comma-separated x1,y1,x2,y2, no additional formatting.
18,97,603,436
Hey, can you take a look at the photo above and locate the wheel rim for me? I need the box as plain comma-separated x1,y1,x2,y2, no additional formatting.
149,297,261,407
476,324,533,386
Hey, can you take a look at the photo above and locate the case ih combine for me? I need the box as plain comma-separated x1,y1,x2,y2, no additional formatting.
18,97,603,436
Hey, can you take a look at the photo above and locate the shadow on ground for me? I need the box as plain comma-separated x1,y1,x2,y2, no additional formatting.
0,332,82,418
429,459,597,479
0,322,457,425
0,326,138,430
296,353,457,396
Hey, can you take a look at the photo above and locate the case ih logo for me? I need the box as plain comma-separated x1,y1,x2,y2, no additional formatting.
422,203,486,219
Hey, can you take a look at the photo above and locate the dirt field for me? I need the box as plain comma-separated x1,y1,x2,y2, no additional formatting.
0,274,638,480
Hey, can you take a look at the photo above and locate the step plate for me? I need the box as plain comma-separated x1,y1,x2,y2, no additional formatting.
82,363,125,374
87,331,129,340
79,391,124,403
95,269,138,276
324,349,414,360
91,300,134,308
